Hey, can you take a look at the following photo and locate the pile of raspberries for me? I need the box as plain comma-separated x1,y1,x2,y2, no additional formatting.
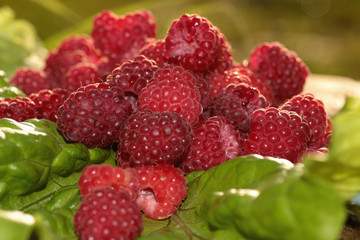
1,9,331,240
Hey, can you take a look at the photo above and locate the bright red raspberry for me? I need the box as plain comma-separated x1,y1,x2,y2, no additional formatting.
10,68,53,95
91,10,156,69
213,83,269,137
0,97,42,122
280,93,331,150
106,55,159,96
139,65,202,126
244,107,311,163
74,187,143,240
45,35,106,85
57,82,137,148
165,14,232,72
248,42,310,106
181,116,244,173
29,88,70,122
135,164,187,220
138,38,167,67
60,63,102,92
208,68,252,100
78,164,139,200
117,110,192,167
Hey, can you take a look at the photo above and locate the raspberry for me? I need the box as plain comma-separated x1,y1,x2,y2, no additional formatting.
139,65,202,126
165,14,232,72
91,10,156,69
208,68,252,100
10,68,53,95
244,107,311,163
231,65,274,104
57,82,137,148
60,63,102,92
78,164,139,200
74,187,142,240
213,83,269,137
135,164,187,220
193,72,211,109
44,35,107,85
0,97,43,122
106,55,159,96
280,93,331,150
248,42,309,106
117,110,192,167
29,88,70,122
181,116,244,173
138,38,167,67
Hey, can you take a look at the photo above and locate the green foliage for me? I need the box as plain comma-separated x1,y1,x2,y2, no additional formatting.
0,7,46,77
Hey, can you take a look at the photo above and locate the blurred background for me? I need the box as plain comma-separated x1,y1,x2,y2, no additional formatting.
0,0,359,80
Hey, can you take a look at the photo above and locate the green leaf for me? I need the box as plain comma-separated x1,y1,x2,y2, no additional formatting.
201,166,346,240
0,118,113,211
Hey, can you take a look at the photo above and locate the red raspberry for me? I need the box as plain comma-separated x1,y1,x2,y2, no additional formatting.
244,107,311,163
10,68,53,95
193,72,211,109
0,97,42,122
57,82,137,148
91,10,156,69
78,164,139,200
117,110,192,167
44,35,107,85
29,88,70,122
60,63,102,92
106,55,159,96
231,65,274,104
280,93,331,150
208,68,252,100
213,83,269,137
248,42,310,106
74,187,142,240
135,164,187,220
138,38,167,67
165,14,232,72
181,116,244,173
139,65,202,126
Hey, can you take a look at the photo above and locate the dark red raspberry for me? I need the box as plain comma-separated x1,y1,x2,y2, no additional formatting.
0,97,42,122
10,68,53,95
78,164,139,200
106,55,159,96
57,82,137,148
181,116,244,173
117,110,192,167
91,10,156,69
29,88,70,122
244,107,311,163
280,93,331,150
231,65,274,104
60,63,102,92
74,187,143,240
139,65,202,126
138,38,167,67
213,83,269,137
165,14,232,72
248,42,309,106
45,35,106,85
135,164,187,220
208,68,252,100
